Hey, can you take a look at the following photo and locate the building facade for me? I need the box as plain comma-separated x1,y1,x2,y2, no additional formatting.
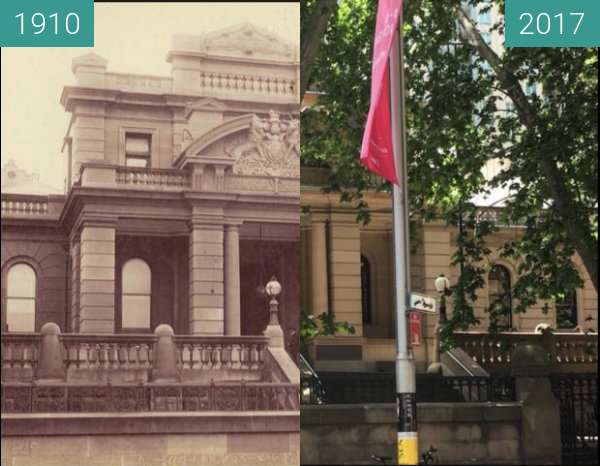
2,23,301,466
300,168,598,374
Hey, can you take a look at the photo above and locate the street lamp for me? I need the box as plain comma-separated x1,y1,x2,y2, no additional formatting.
265,277,282,299
434,274,451,324
264,276,284,348
427,274,451,374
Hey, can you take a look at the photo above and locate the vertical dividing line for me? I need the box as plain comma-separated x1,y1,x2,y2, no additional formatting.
391,11,419,466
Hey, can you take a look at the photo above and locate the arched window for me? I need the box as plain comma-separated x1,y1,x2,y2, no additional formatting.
556,290,578,329
6,263,37,332
361,255,373,324
121,259,151,331
488,264,512,330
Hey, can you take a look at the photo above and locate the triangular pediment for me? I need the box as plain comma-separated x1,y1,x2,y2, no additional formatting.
199,23,296,62
186,98,227,115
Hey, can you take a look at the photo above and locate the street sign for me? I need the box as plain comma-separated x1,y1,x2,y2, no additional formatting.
409,292,437,314
409,312,422,346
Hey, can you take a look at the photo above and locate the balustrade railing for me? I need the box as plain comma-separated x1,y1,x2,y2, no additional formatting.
1,381,299,414
454,331,599,373
1,196,49,217
1,334,41,371
1,332,270,380
116,167,191,189
174,336,269,372
61,334,155,371
198,71,296,97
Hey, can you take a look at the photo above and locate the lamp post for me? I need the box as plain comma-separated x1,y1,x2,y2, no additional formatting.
264,276,284,348
434,274,451,324
427,274,451,374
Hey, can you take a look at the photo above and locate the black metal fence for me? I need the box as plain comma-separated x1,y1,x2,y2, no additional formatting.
300,372,517,404
551,373,598,465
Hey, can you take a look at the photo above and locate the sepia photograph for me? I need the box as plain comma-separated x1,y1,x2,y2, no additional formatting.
1,2,300,466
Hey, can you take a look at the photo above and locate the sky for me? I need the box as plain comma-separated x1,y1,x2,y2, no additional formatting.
0,2,300,193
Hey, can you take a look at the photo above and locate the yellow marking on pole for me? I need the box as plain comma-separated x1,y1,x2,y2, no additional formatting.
397,434,419,465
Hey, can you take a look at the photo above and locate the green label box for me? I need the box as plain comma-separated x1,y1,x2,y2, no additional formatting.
0,0,93,47
505,0,600,47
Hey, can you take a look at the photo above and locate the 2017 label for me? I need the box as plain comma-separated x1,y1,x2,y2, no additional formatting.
506,0,599,47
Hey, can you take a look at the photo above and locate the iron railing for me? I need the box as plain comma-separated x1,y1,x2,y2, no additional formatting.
300,372,517,404
1,381,299,414
551,373,598,465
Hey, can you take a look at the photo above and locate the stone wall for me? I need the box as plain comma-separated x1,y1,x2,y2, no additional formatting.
301,403,523,465
1,412,300,466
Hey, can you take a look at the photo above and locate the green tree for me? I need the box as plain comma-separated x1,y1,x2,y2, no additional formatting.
301,0,598,334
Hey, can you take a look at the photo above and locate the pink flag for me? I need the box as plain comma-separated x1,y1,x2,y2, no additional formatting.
360,0,403,185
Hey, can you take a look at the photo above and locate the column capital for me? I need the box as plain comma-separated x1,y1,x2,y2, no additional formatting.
310,214,329,225
188,219,225,231
224,222,243,231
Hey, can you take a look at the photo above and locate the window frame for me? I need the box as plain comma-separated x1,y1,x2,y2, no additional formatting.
119,258,152,333
125,133,152,169
2,259,40,333
361,254,373,325
556,289,579,329
119,127,158,170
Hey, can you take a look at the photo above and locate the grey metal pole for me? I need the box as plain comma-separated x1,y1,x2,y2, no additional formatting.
390,15,418,466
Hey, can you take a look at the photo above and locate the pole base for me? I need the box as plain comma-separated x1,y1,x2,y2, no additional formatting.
397,432,419,465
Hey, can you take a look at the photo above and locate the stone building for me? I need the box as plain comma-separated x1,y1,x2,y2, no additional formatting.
2,23,301,466
299,0,598,375
301,167,598,373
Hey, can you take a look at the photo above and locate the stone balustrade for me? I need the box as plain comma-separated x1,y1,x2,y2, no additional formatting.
61,334,155,371
1,333,41,371
1,325,272,384
116,166,191,189
454,330,599,374
1,194,64,218
198,71,296,97
174,336,268,372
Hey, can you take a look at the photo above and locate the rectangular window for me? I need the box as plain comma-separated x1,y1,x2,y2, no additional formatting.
125,133,151,168
6,298,35,332
122,295,151,329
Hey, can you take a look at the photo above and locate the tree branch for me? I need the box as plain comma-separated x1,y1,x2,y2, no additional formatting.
455,5,598,290
301,0,338,102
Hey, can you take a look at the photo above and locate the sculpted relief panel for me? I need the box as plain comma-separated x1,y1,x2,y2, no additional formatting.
226,112,299,179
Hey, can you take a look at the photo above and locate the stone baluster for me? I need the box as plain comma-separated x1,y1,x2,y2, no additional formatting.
36,323,67,382
151,325,180,383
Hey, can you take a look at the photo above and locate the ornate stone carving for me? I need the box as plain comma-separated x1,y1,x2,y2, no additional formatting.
201,23,296,61
228,112,299,179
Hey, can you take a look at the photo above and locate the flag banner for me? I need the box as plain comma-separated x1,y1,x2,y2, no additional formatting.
360,0,403,185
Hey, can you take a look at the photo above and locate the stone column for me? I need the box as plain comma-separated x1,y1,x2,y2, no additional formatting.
189,222,225,335
420,223,452,368
224,224,241,336
69,236,81,332
328,215,362,336
79,222,116,334
310,220,329,316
